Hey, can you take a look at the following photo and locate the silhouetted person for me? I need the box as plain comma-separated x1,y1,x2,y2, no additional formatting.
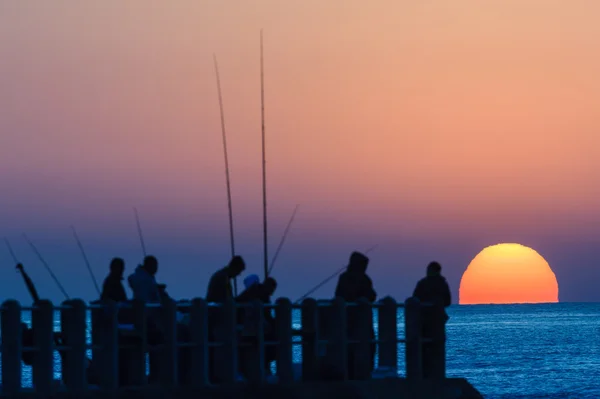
128,255,160,304
101,257,127,303
237,278,277,340
334,251,377,379
127,255,163,382
412,261,451,379
206,255,246,303
243,274,260,290
206,256,246,383
236,277,278,378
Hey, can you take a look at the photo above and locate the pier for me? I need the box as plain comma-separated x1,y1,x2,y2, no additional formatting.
0,297,483,398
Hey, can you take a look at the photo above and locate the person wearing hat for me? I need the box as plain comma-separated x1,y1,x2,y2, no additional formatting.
412,261,452,379
334,251,377,379
101,257,128,303
235,276,278,379
243,274,260,290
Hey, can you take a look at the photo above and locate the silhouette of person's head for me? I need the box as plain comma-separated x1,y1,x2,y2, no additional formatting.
349,251,369,273
110,257,125,277
263,277,277,296
143,255,158,276
427,261,442,277
227,256,245,278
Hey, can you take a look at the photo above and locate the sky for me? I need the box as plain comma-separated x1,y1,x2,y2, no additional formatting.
1,1,599,304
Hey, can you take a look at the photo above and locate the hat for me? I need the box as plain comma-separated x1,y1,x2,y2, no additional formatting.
350,251,369,265
243,274,260,289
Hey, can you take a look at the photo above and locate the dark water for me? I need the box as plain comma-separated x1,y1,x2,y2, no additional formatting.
4,302,599,398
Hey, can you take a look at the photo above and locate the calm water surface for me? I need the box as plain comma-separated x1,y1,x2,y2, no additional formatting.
3,302,599,398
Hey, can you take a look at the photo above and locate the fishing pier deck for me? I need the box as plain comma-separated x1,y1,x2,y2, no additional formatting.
0,297,482,398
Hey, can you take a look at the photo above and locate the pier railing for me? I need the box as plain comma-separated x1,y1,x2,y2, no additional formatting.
0,297,446,394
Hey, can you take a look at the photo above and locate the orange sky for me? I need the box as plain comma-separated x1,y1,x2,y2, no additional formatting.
1,1,599,301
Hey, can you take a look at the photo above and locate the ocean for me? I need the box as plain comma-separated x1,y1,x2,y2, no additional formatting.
4,302,599,398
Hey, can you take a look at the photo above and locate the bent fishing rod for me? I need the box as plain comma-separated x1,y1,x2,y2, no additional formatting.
214,53,238,296
23,234,70,300
7,240,93,368
294,244,379,303
5,238,41,303
71,226,101,297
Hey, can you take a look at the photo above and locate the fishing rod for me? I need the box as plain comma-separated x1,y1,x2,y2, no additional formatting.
6,238,41,303
133,207,147,257
260,29,269,282
16,264,41,304
267,204,299,276
22,234,70,300
294,245,379,303
213,53,238,296
9,240,94,371
71,226,101,297
5,237,19,265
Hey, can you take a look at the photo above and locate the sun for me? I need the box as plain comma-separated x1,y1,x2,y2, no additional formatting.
459,243,559,304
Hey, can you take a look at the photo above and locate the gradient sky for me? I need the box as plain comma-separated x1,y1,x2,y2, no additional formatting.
1,1,600,304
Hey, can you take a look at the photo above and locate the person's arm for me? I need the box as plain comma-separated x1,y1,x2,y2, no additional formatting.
412,280,423,300
117,282,128,302
100,278,108,301
335,274,349,299
150,279,161,303
361,276,377,302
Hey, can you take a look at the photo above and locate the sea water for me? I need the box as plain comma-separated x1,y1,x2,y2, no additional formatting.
2,302,599,398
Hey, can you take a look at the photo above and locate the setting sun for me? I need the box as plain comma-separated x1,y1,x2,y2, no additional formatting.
459,243,559,304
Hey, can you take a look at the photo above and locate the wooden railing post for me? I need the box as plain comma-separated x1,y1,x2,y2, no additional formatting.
218,297,237,384
129,300,147,385
330,297,347,380
377,297,398,371
1,300,22,394
276,298,293,383
160,298,178,387
32,299,54,394
429,302,446,380
300,298,318,381
61,299,87,393
353,298,372,380
246,300,265,384
90,302,104,385
404,297,422,382
99,301,119,391
189,298,208,388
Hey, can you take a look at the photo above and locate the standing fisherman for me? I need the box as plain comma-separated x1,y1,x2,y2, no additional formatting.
412,261,451,379
334,251,377,379
127,255,164,382
206,255,246,383
101,257,128,303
